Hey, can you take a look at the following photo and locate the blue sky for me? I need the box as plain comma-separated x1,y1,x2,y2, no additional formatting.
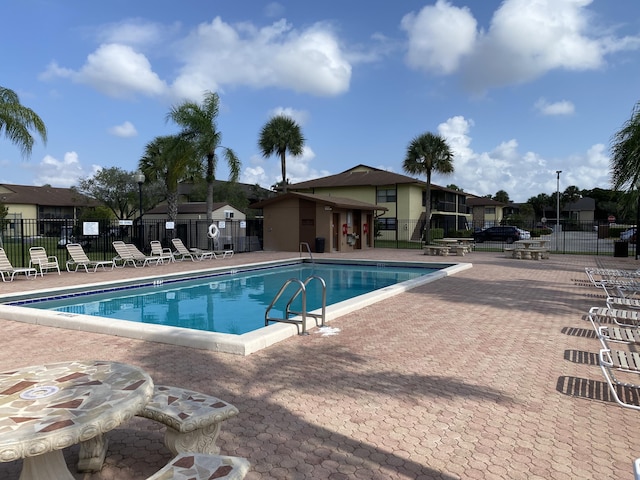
2,0,640,202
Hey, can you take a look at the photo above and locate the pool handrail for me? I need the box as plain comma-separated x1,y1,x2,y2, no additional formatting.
265,275,326,335
299,242,313,263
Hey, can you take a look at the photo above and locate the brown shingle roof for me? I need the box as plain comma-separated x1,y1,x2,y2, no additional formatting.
287,164,464,195
466,197,507,207
250,192,387,212
288,165,422,189
0,184,96,207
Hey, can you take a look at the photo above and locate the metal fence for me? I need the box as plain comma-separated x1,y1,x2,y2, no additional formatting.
2,217,636,268
373,219,639,257
1,218,264,268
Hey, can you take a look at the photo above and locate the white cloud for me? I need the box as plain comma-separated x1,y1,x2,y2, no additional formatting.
266,107,310,126
42,15,355,102
401,0,477,75
108,121,138,137
42,44,168,99
535,98,575,116
95,19,177,47
402,0,640,93
434,115,610,201
170,17,352,100
32,152,100,188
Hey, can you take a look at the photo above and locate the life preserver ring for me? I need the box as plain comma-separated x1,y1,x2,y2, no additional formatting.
207,223,220,239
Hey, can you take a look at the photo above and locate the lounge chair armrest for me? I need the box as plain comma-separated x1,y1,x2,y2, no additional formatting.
599,348,614,367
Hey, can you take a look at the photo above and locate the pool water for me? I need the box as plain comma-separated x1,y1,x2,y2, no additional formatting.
23,262,439,335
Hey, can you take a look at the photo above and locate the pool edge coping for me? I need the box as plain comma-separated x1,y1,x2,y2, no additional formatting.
0,258,472,355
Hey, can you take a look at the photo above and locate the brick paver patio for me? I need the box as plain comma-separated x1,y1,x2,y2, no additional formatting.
0,249,639,479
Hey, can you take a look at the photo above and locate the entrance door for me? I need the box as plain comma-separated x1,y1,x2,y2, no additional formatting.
353,211,361,249
332,213,340,251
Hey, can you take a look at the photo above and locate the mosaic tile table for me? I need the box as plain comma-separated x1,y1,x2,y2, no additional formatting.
0,360,154,480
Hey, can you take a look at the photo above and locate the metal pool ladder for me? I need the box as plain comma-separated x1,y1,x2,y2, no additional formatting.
265,275,326,335
299,242,313,263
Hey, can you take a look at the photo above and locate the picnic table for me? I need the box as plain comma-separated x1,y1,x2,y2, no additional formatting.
0,360,154,479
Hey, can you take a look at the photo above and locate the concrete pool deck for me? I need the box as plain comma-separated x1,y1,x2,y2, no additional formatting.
0,248,639,478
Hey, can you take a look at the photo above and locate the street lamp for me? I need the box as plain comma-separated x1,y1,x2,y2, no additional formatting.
556,170,562,251
133,170,145,249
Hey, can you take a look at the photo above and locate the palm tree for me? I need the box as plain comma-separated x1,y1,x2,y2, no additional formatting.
258,115,304,194
0,86,47,157
139,135,197,225
611,101,640,195
168,91,240,221
402,132,454,243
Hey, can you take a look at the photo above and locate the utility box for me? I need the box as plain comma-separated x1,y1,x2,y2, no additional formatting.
315,237,325,253
614,240,629,257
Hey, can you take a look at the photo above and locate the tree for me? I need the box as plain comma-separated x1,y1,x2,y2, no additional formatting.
402,132,454,243
139,135,198,225
0,202,8,246
527,193,551,220
0,86,47,157
611,100,640,192
494,190,510,203
76,167,149,219
258,115,305,194
168,91,240,222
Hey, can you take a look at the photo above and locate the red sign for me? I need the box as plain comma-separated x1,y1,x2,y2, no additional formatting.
608,215,616,223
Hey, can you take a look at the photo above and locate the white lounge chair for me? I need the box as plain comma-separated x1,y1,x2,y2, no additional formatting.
150,241,174,263
127,243,161,267
599,346,640,411
29,246,60,276
0,247,37,281
113,241,158,268
66,243,115,272
171,238,214,261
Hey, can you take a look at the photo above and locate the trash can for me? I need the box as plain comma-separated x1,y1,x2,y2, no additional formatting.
614,240,629,257
315,237,325,254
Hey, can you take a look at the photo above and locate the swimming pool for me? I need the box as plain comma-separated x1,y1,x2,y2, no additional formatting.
20,262,441,335
0,258,471,355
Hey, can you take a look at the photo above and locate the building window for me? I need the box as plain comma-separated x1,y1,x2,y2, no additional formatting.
377,218,397,230
484,207,496,215
377,188,396,203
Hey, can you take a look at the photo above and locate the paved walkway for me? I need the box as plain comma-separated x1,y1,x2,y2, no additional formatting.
0,249,639,479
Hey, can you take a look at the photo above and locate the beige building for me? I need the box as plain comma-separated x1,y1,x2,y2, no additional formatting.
0,183,95,238
466,197,517,229
145,202,247,251
250,192,386,252
286,165,471,240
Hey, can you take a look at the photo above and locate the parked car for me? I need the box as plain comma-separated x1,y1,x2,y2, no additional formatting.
517,228,531,240
473,226,528,244
620,227,637,242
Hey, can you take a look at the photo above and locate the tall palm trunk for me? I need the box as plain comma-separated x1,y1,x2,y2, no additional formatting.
424,172,432,244
167,190,179,238
280,152,287,194
206,153,214,220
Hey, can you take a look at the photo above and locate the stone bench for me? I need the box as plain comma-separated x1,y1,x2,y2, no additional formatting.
147,452,250,480
504,247,520,259
451,245,467,256
423,245,450,256
138,385,239,455
529,248,549,260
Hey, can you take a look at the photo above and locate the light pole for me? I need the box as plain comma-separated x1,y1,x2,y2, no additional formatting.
133,171,145,250
556,170,562,251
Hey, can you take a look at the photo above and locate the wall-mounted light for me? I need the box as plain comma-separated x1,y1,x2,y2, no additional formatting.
324,206,332,211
